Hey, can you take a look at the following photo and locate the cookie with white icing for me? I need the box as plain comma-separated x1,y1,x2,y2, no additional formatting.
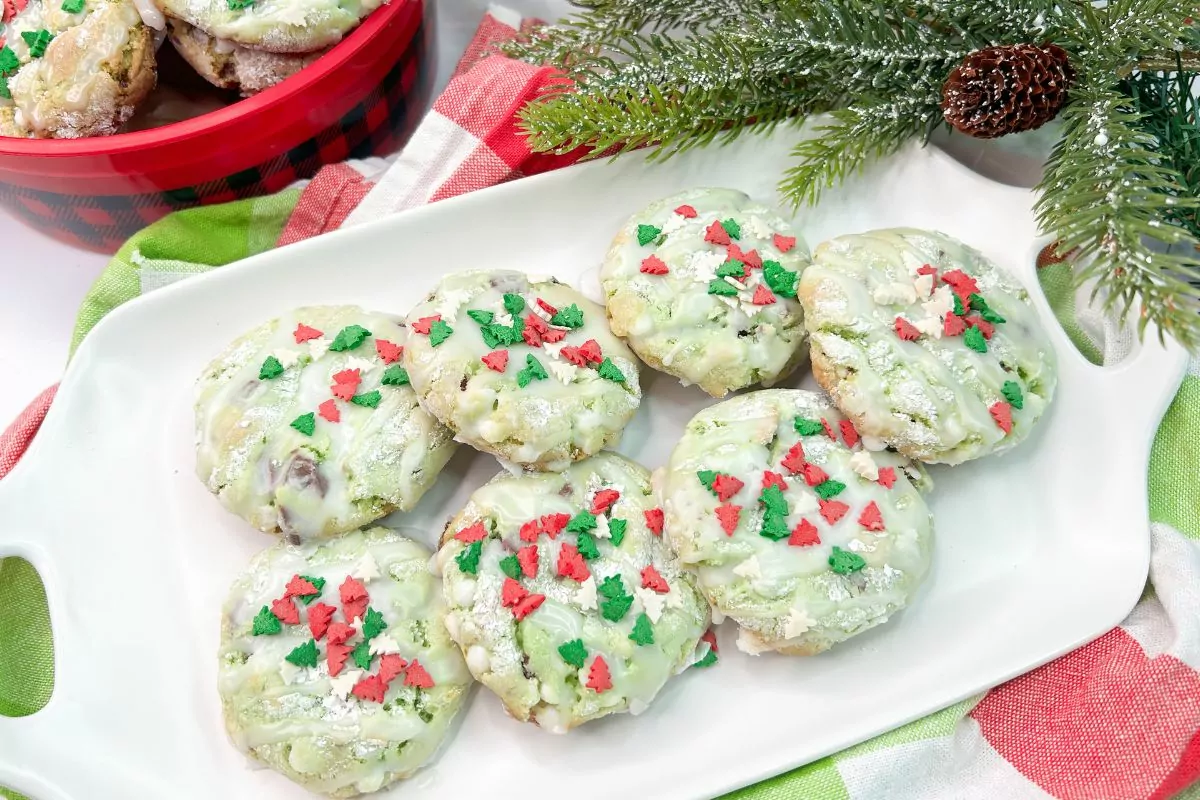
0,0,157,138
195,305,457,542
435,452,710,732
661,389,933,656
167,16,322,95
799,228,1057,465
219,527,472,798
600,188,811,397
403,270,642,471
155,0,380,53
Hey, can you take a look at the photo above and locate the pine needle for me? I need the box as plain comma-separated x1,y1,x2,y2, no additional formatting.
781,98,942,209
1035,83,1200,348
1120,57,1200,239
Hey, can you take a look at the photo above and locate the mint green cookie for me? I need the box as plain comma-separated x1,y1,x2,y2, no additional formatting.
158,0,381,53
663,389,934,656
219,528,472,797
436,453,709,732
799,228,1057,464
195,305,457,541
403,270,642,471
601,187,811,397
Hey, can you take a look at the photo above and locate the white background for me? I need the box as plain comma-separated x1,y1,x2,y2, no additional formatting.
0,0,1040,430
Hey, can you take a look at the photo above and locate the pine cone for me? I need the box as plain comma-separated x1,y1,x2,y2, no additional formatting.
942,44,1074,139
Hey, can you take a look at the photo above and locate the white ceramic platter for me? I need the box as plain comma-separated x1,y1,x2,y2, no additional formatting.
0,129,1187,800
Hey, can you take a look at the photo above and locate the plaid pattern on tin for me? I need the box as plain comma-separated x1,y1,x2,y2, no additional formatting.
0,22,427,253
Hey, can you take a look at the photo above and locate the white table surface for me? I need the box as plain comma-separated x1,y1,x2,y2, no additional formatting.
1,0,1040,432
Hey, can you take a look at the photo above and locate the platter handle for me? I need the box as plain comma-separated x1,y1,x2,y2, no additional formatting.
0,493,73,800
1021,235,1189,402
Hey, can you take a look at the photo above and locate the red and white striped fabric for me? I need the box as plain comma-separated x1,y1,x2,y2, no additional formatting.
279,6,584,245
0,384,54,481
3,7,1199,799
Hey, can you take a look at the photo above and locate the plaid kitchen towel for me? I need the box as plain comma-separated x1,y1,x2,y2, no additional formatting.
3,7,1200,800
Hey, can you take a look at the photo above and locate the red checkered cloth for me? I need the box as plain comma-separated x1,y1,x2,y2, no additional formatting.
3,8,1199,800
278,8,581,244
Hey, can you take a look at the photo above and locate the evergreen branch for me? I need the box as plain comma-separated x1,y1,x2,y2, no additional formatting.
1121,56,1200,239
779,97,943,209
761,1,971,100
502,1,753,69
543,29,792,100
1035,81,1200,348
518,82,823,159
1099,0,1193,54
515,16,831,158
516,0,975,159
511,1,971,102
554,0,752,33
916,0,1058,46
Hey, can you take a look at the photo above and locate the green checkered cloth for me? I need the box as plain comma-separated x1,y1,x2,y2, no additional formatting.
1,191,1197,800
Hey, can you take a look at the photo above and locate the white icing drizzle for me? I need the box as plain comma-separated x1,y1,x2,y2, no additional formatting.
1,0,153,138
662,389,934,655
599,187,812,397
194,305,457,540
156,0,383,52
438,453,709,731
403,271,642,471
218,528,471,796
801,228,1057,464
